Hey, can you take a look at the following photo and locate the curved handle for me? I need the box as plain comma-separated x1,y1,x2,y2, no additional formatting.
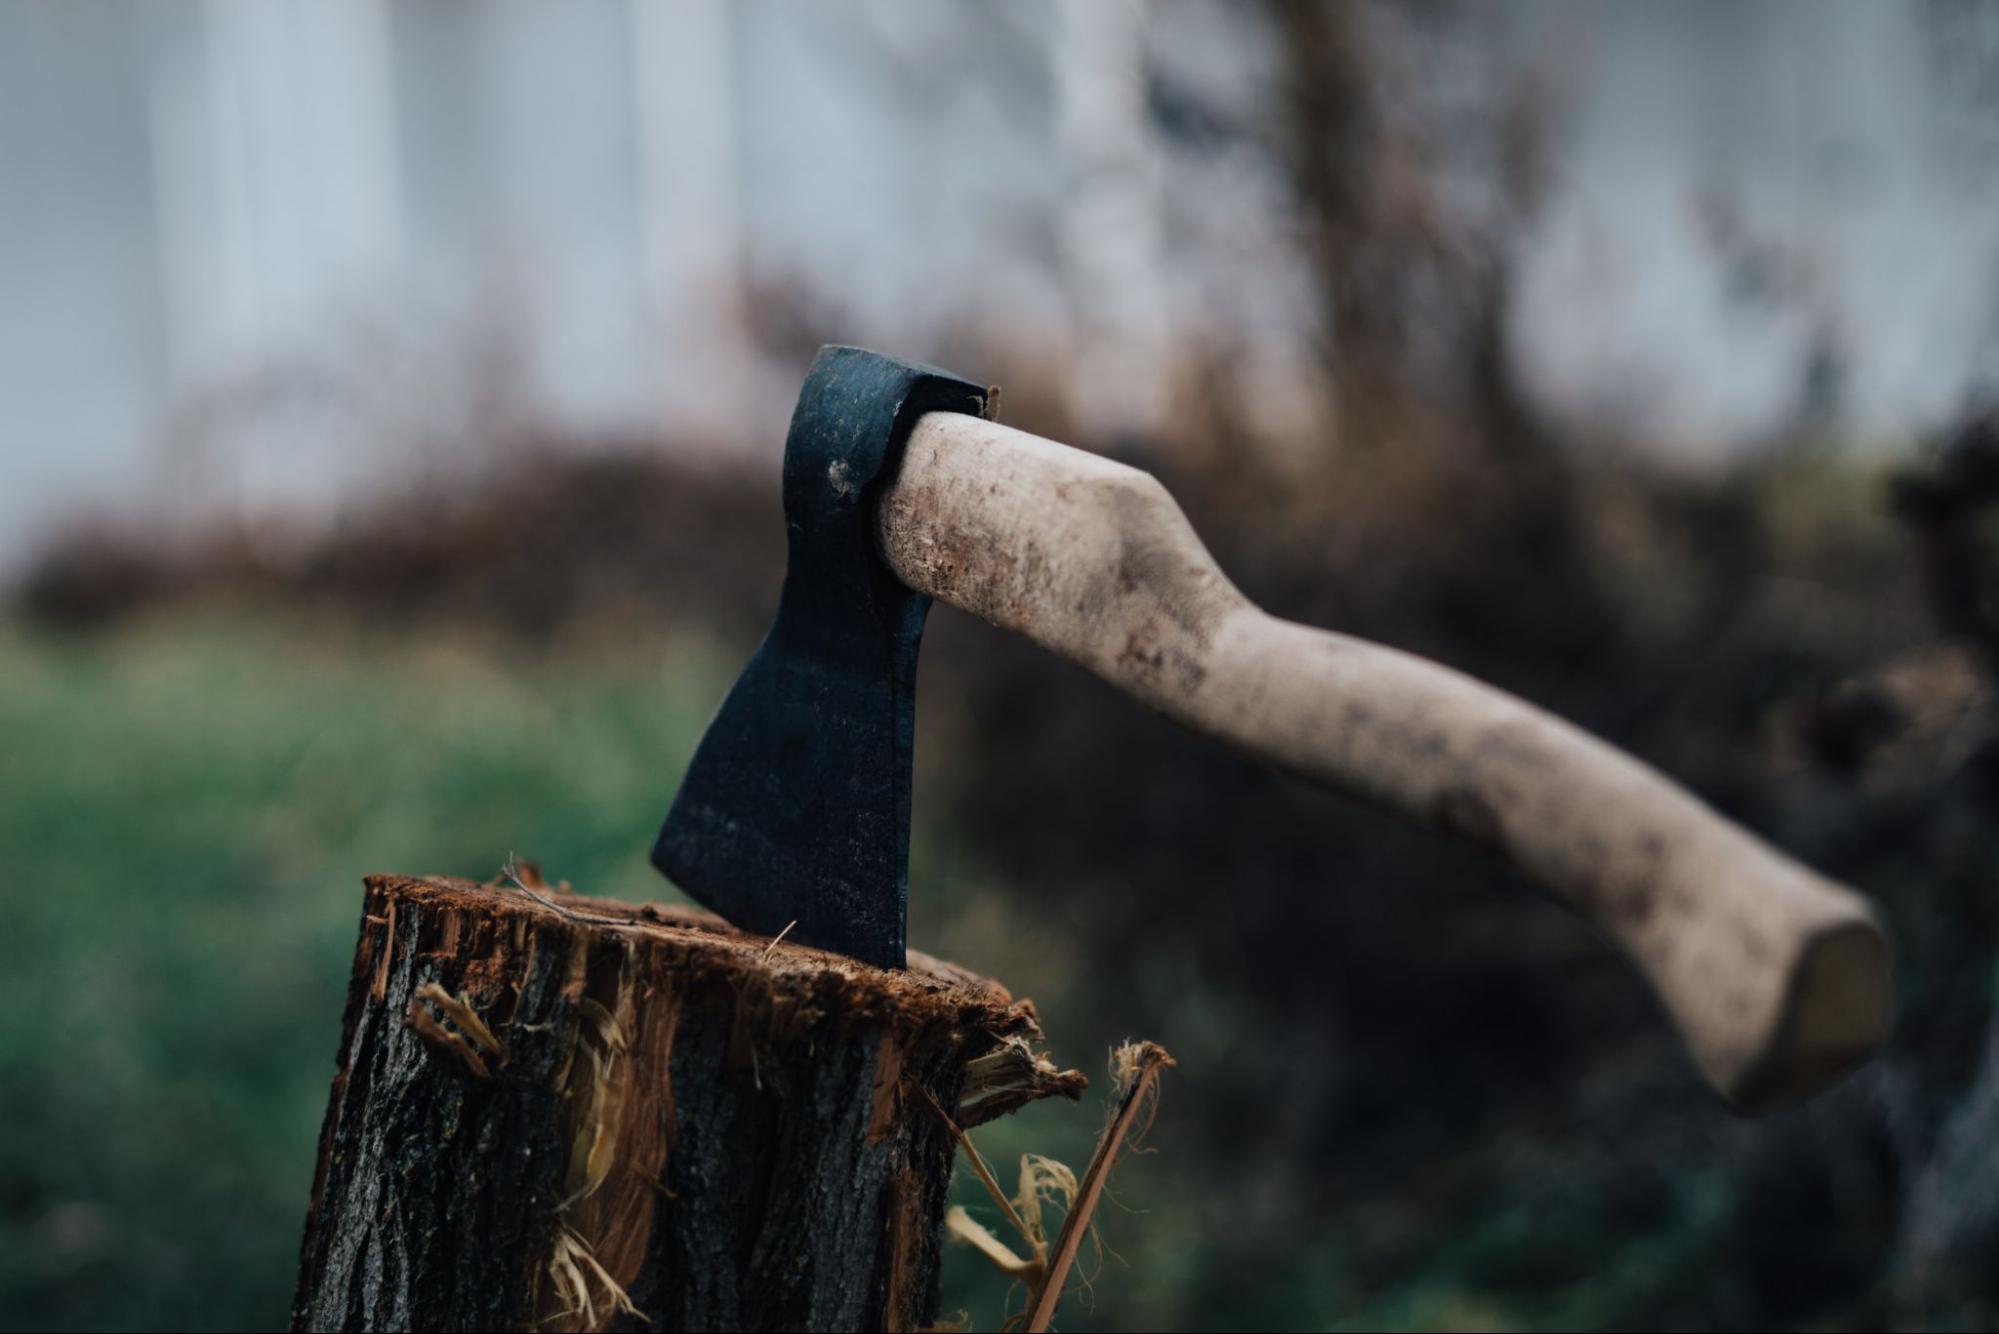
880,412,1891,1107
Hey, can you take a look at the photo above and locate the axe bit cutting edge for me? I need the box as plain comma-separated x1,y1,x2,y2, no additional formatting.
655,345,1892,1110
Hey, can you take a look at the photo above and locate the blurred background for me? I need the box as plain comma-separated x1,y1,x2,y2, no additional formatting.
5,1,1999,1329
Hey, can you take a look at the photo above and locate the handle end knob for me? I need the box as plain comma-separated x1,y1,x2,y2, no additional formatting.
1721,912,1892,1109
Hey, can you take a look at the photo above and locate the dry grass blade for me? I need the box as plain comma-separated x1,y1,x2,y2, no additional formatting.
1024,1042,1175,1334
496,852,628,925
915,1084,1037,1249
944,1206,1039,1278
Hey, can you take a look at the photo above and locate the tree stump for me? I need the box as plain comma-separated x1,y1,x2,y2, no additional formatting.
291,873,1081,1333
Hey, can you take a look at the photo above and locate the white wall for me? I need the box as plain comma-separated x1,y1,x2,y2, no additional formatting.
1,1,1996,569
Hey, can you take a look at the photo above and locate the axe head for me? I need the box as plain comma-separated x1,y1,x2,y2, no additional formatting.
651,346,988,969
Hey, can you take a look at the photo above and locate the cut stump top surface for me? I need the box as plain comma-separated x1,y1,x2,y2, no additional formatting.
364,873,1031,1036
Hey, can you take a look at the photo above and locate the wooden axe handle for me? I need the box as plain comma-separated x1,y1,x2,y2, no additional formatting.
879,411,1891,1107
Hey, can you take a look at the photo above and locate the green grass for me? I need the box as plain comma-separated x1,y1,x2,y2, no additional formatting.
0,613,731,1331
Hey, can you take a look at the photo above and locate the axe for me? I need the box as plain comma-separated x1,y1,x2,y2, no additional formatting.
655,346,1891,1109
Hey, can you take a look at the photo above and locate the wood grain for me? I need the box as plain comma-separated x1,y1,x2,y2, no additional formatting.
880,412,1891,1107
292,874,1057,1332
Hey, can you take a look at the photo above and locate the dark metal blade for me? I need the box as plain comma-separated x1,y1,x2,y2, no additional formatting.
651,345,987,969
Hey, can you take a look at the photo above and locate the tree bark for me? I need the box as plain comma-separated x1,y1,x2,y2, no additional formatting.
291,873,1078,1333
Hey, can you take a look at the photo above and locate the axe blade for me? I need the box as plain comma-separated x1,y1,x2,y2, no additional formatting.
651,346,987,969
